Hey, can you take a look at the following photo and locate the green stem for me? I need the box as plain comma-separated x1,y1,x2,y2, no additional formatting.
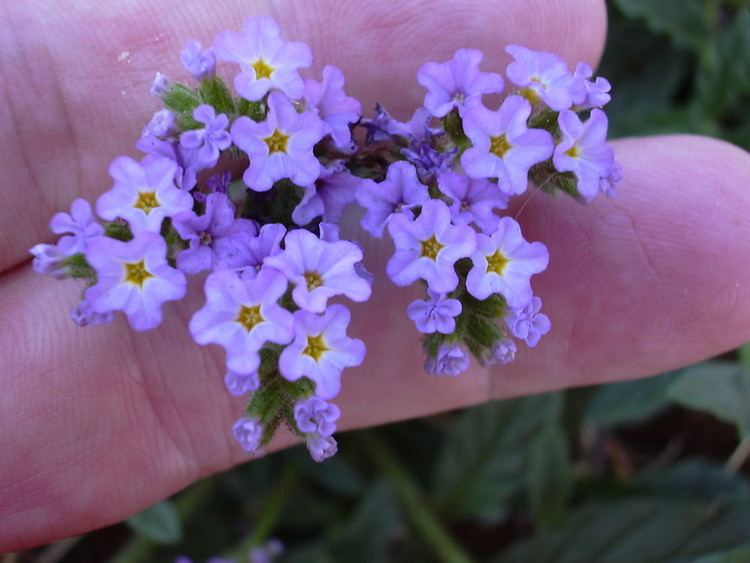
738,343,750,370
726,436,750,474
362,432,474,563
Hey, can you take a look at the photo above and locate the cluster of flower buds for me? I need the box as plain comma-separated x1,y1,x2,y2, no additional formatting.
354,45,620,375
30,16,621,460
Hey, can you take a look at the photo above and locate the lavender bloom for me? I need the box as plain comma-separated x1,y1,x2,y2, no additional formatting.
50,198,104,255
150,72,170,97
480,338,517,366
401,137,455,182
264,229,371,313
461,95,553,195
142,109,177,138
96,155,192,233
417,48,504,118
194,170,232,204
279,305,365,400
172,193,257,274
233,416,263,454
83,232,187,331
356,161,430,238
505,45,576,111
179,105,232,171
572,62,611,108
180,39,216,81
214,16,311,101
70,301,114,327
318,222,340,242
466,217,549,306
506,296,551,347
307,433,338,462
189,268,294,375
235,223,287,279
424,343,469,377
600,159,623,197
231,91,326,191
437,171,509,234
386,200,476,293
553,109,614,199
361,103,396,144
249,539,284,563
135,134,208,191
294,396,340,436
292,163,360,226
225,370,260,396
29,244,67,277
406,291,462,334
305,65,361,149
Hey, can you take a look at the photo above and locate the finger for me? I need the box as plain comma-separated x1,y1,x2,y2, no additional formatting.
0,0,606,272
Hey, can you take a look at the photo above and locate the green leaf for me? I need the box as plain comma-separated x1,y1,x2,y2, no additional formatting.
667,362,750,438
432,393,562,521
126,500,182,544
162,83,201,116
634,459,750,502
584,371,681,428
527,422,572,530
199,76,235,115
693,544,750,563
611,0,709,51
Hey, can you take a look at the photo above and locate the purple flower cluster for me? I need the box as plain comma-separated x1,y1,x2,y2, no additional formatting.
356,46,619,376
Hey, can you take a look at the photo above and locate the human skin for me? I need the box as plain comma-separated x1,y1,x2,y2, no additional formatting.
1,0,750,552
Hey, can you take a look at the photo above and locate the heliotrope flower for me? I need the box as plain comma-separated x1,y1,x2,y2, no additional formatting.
96,155,192,233
194,170,231,204
461,95,553,195
233,223,287,280
232,416,263,454
417,48,504,118
180,39,216,81
142,109,176,139
424,343,469,377
294,396,340,437
172,193,258,274
179,104,232,171
189,268,294,375
600,159,623,197
553,109,615,199
572,62,611,108
505,45,576,111
466,217,549,306
489,338,517,365
279,305,365,400
150,72,170,97
224,370,260,396
406,290,462,334
401,136,456,182
437,171,508,234
292,163,360,226
83,232,187,331
386,199,476,293
506,296,551,347
264,228,371,313
307,434,338,462
304,65,361,149
50,198,104,255
29,243,68,277
231,91,326,191
214,15,311,101
69,300,114,328
356,161,430,238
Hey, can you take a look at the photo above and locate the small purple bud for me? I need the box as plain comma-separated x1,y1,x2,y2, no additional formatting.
150,72,171,97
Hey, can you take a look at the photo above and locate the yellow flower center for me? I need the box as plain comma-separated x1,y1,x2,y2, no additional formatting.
264,129,289,154
420,235,444,261
565,144,581,158
489,134,512,158
252,58,274,80
134,191,160,214
236,305,263,332
304,333,329,361
486,251,509,275
124,260,153,287
304,271,323,291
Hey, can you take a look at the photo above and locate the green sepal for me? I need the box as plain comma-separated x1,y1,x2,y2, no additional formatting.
66,253,95,279
466,315,501,348
105,221,133,241
441,108,471,152
463,292,507,318
199,76,235,115
238,97,267,122
163,83,201,119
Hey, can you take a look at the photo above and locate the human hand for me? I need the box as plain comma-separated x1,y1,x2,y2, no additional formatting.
2,0,750,551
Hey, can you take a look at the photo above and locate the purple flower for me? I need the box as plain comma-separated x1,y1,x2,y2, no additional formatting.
264,229,371,313
506,296,551,347
249,539,284,563
466,217,549,306
279,305,365,400
307,433,338,462
232,416,263,454
231,91,326,192
461,95,553,195
96,155,192,233
386,200,476,294
401,135,455,182
83,232,187,331
194,170,232,204
417,48,504,118
294,396,340,436
224,370,260,396
135,135,208,192
437,172,508,234
189,268,294,375
172,193,258,274
29,244,67,277
481,338,517,366
305,65,361,149
150,72,170,97
235,223,287,279
424,343,469,377
356,161,430,238
180,39,215,81
179,105,232,170
213,16,311,101
50,198,104,255
505,45,576,111
572,62,611,108
406,290,462,334
142,109,177,138
600,159,623,197
553,109,615,199
70,300,114,327
292,163,360,226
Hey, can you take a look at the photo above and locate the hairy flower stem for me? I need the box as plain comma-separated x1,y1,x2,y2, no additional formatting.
726,437,750,474
362,432,475,563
